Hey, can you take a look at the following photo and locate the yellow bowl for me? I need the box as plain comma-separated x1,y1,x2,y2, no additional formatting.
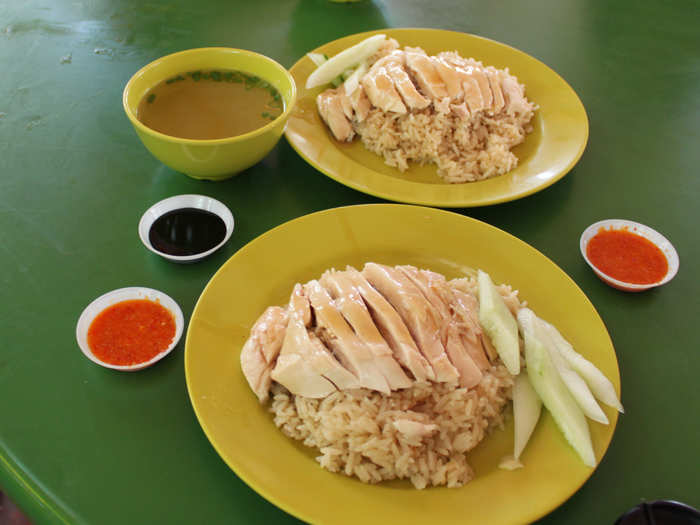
123,47,297,181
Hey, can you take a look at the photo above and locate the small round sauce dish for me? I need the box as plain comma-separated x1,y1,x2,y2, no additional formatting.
580,219,679,292
138,194,234,263
614,499,700,524
76,287,184,371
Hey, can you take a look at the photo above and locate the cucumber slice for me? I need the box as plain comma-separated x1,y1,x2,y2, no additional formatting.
306,34,386,89
518,308,596,467
344,61,368,96
541,318,624,413
341,67,355,80
536,317,609,424
306,52,327,67
513,372,542,460
477,270,520,375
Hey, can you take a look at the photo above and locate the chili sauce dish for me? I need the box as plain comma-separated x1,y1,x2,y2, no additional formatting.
76,287,184,371
138,194,234,263
580,219,679,292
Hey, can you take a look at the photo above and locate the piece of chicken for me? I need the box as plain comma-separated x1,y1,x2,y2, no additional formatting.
460,74,486,114
361,60,408,114
240,306,289,403
293,284,360,388
447,277,501,362
499,74,531,115
305,279,392,393
428,275,492,370
486,69,506,113
396,265,451,343
289,282,311,326
431,55,465,100
450,102,471,120
343,266,435,382
348,86,371,122
393,419,438,441
374,52,430,110
270,313,338,399
450,289,493,370
362,263,459,383
468,67,494,109
270,285,342,398
431,53,491,116
398,266,483,388
444,323,484,389
316,88,355,141
320,270,413,390
439,53,494,109
403,46,449,101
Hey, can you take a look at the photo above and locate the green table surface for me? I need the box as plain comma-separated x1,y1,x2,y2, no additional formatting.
1,0,698,523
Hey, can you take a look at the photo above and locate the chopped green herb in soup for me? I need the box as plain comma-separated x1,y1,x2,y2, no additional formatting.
137,70,284,140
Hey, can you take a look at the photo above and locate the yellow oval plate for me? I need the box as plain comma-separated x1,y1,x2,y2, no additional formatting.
285,29,588,208
185,204,619,525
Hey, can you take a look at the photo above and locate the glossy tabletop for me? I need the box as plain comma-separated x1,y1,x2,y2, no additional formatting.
1,0,698,524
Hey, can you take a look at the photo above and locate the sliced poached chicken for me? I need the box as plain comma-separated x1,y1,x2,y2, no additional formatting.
343,266,435,382
242,265,520,402
398,266,484,388
315,44,532,147
320,270,413,390
305,279,392,394
362,263,459,383
240,306,289,403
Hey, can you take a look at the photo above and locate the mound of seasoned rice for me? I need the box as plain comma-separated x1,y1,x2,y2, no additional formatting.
270,364,513,489
356,102,535,184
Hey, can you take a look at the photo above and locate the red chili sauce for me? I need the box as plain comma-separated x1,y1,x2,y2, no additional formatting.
586,228,668,284
87,299,176,366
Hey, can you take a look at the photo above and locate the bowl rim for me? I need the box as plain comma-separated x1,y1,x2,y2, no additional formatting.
76,287,184,371
579,219,679,291
138,194,235,263
122,46,297,145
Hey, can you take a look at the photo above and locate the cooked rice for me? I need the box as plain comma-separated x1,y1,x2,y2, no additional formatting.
270,364,513,489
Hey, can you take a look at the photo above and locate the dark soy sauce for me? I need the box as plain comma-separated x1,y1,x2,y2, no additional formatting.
149,208,227,256
615,500,700,525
